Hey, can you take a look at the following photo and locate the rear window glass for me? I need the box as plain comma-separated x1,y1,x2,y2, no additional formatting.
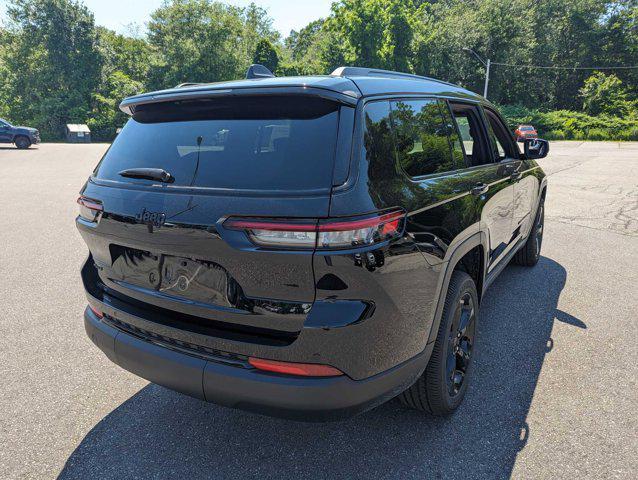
520,126,534,131
95,96,339,191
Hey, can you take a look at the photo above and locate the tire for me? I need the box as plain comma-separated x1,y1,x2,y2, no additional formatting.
399,270,479,415
14,136,31,149
514,198,544,267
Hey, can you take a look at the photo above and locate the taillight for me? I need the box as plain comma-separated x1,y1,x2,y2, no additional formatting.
317,211,404,249
77,196,103,222
248,357,344,377
223,218,318,248
88,304,103,319
223,209,405,250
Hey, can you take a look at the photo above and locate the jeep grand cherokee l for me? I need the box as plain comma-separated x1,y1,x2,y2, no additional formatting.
77,65,549,420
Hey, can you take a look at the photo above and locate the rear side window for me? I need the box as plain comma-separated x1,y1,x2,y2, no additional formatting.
449,103,491,167
95,96,340,192
390,99,456,177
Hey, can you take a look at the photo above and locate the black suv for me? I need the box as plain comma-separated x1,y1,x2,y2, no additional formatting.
0,118,40,148
77,66,548,420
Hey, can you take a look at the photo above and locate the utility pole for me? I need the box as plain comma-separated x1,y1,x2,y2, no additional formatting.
483,58,490,99
463,48,490,100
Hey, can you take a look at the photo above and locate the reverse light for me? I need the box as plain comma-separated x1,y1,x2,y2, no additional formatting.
248,357,344,377
77,195,103,222
223,209,404,250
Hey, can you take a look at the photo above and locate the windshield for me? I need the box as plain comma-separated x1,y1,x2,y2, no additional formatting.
0,119,12,127
95,96,340,192
520,126,535,131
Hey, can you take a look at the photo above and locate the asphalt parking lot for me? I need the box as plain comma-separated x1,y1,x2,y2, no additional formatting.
1,141,636,479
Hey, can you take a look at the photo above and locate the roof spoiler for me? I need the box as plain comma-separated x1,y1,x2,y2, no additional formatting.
246,64,275,79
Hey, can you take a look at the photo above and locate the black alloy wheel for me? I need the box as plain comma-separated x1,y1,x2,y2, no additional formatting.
446,292,476,397
398,270,479,415
514,198,545,267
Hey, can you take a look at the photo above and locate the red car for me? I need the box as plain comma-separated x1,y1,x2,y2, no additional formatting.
515,124,538,142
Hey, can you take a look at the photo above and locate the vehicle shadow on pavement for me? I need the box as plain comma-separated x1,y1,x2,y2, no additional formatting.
58,257,584,480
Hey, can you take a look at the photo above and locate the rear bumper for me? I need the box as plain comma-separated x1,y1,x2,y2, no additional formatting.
85,307,431,421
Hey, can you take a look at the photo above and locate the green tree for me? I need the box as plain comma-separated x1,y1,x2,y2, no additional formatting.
580,71,634,116
326,0,417,71
0,27,10,119
241,3,280,67
147,0,247,89
253,38,279,73
88,71,143,140
286,19,324,61
88,28,149,140
96,27,150,85
601,2,638,96
2,0,101,139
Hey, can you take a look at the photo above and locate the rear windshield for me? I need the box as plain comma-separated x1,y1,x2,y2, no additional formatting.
95,96,340,191
520,126,534,131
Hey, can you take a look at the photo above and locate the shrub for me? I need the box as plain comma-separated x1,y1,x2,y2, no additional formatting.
545,130,566,140
585,128,608,141
498,104,638,141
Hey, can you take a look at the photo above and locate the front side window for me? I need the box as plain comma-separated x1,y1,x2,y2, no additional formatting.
485,109,518,160
485,118,506,160
390,99,455,177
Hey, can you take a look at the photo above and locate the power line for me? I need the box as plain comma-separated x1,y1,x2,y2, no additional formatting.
491,62,638,70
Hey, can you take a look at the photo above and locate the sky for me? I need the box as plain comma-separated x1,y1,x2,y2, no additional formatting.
0,0,334,37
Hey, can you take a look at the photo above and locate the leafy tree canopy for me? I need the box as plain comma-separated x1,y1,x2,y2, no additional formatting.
0,0,636,141
253,38,279,73
580,71,634,116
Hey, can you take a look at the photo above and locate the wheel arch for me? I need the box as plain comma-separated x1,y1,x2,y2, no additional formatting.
426,231,487,344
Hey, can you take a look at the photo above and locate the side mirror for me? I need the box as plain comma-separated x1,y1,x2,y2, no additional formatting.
524,138,549,159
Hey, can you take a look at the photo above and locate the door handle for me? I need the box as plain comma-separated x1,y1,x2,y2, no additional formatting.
471,183,489,196
510,171,522,181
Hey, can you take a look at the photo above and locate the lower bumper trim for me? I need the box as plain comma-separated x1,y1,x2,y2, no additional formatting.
84,307,432,421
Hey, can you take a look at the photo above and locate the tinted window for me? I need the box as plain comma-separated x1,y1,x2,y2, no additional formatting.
486,109,518,159
486,117,506,160
390,99,455,177
449,104,490,166
95,96,339,191
438,103,465,167
362,100,396,182
455,116,473,156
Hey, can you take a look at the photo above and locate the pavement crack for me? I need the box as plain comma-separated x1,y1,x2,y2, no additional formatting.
546,217,638,237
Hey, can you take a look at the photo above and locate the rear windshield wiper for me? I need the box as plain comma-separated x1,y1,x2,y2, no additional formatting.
118,168,174,183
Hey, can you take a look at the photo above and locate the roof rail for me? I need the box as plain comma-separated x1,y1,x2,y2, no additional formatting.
246,64,275,79
330,66,456,87
174,82,206,88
